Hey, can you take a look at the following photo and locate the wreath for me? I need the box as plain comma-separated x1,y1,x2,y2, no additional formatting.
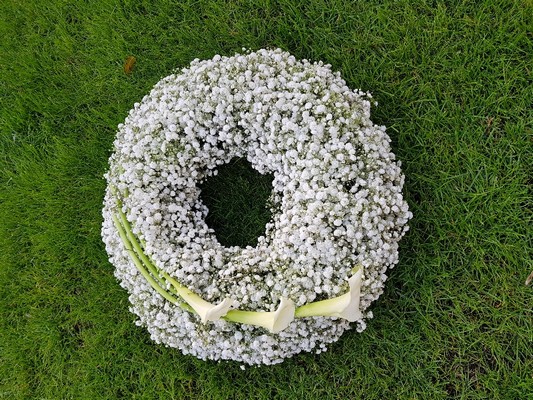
102,49,412,365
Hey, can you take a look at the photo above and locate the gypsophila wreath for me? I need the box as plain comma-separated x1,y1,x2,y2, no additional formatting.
101,48,412,365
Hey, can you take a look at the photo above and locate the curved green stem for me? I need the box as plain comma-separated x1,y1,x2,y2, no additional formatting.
112,214,180,304
113,211,195,313
117,211,167,289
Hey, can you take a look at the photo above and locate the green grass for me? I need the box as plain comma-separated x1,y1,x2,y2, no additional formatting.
199,158,274,247
0,0,531,398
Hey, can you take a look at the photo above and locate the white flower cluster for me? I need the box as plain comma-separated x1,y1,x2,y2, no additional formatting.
101,48,412,365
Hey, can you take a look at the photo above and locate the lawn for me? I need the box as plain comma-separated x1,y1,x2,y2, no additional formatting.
0,0,531,398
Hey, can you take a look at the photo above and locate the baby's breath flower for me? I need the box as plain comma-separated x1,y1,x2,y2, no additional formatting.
102,48,411,365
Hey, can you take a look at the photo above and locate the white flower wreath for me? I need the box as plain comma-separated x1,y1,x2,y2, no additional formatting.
101,48,412,365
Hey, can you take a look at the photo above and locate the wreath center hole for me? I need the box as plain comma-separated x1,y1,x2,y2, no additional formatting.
199,157,274,247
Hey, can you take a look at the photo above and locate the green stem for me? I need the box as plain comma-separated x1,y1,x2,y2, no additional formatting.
114,211,195,313
294,296,347,318
112,214,180,305
117,210,167,289
223,309,269,325
116,211,218,315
